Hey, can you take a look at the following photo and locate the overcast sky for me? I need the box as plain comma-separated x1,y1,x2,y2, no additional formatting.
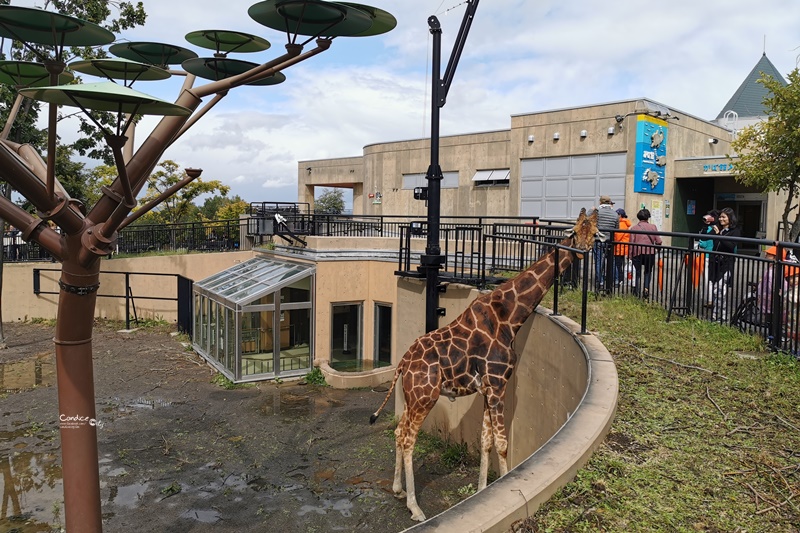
10,0,800,207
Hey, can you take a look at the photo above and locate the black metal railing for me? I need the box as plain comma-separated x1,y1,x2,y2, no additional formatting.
395,219,800,355
33,268,193,333
115,219,242,255
4,219,245,262
245,213,542,242
3,232,56,262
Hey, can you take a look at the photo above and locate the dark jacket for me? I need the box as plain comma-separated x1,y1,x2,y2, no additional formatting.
709,226,741,282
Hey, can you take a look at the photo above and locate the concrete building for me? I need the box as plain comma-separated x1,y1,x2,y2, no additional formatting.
298,54,789,252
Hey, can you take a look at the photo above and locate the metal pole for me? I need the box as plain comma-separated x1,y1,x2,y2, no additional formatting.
125,272,131,330
419,0,481,332
54,249,102,533
421,16,445,333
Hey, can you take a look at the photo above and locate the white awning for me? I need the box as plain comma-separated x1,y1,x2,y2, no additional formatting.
472,169,510,181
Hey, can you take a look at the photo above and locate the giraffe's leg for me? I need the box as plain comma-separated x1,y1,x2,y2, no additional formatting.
488,390,509,478
400,418,426,522
478,403,492,491
392,416,406,498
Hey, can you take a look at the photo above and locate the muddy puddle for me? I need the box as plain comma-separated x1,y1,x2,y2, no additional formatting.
0,352,55,394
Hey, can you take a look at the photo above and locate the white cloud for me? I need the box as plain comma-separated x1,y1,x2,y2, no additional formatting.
10,0,800,205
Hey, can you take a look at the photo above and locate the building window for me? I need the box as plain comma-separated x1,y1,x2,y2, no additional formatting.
374,303,392,367
331,302,363,370
402,172,459,190
472,169,510,187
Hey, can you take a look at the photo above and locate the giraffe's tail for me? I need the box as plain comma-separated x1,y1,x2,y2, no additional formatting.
369,361,404,425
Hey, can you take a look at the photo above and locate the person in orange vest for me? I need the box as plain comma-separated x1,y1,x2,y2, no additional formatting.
613,208,632,287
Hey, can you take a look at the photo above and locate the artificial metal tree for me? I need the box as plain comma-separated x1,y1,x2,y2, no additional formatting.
0,2,395,531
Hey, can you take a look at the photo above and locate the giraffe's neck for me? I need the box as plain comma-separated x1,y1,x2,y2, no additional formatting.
502,236,577,328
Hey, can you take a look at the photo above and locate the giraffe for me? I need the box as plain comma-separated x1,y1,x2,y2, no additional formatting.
370,209,601,521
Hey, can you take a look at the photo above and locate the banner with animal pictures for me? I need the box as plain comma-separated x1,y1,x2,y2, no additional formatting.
633,114,668,195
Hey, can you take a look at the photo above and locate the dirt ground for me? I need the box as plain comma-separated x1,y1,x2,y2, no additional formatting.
0,321,481,533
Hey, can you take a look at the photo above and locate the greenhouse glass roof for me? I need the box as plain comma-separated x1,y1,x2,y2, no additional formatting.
194,257,314,308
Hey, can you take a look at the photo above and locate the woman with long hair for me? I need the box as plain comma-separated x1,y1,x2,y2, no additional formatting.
708,207,741,321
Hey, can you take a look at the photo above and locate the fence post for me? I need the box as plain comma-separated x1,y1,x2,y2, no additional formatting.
551,246,560,316
33,268,40,294
480,233,487,288
771,245,784,351
125,273,131,330
580,253,590,334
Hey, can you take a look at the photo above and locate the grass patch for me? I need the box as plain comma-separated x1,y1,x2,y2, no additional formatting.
300,367,327,386
414,431,478,469
28,317,57,327
516,290,800,531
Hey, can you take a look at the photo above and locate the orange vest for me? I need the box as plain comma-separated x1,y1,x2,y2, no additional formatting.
614,217,632,256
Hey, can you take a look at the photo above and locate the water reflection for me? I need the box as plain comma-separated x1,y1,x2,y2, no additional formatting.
0,451,62,532
0,353,54,394
259,389,349,418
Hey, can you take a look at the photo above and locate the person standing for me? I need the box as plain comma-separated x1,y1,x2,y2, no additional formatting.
757,246,787,329
629,209,662,299
613,208,632,287
592,195,619,291
708,207,741,322
698,210,718,307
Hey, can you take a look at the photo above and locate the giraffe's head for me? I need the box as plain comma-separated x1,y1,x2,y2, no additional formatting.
565,208,601,254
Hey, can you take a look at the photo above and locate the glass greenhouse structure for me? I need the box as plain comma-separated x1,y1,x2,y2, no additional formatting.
193,257,315,383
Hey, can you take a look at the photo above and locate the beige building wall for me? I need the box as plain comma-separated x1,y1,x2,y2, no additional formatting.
312,257,398,363
510,101,734,232
300,130,512,218
1,251,255,322
298,156,365,211
295,99,774,236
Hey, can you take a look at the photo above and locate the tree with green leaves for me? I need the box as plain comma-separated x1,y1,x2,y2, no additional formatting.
315,187,345,214
137,160,229,224
214,197,249,221
730,69,800,241
199,193,248,221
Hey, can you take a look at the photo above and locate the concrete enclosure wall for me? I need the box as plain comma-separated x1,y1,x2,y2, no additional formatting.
1,251,255,322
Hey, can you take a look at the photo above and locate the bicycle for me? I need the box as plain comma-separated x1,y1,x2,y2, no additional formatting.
730,281,766,332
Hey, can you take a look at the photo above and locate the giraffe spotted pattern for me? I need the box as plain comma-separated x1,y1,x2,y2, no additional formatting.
370,209,600,521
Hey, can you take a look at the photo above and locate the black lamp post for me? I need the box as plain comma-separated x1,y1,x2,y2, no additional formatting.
420,0,481,333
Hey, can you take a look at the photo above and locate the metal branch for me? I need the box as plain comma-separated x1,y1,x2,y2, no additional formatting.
0,93,24,140
170,93,226,147
117,169,201,230
0,140,84,234
0,194,63,260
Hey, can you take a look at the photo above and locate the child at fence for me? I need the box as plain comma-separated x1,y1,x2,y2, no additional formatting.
698,210,718,306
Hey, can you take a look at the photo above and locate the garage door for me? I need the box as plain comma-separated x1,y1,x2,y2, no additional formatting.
520,153,627,219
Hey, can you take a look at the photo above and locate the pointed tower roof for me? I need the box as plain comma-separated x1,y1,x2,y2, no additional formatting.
716,53,787,119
